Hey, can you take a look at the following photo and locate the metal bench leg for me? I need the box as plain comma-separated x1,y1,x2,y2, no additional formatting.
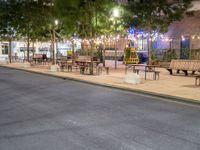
182,70,188,76
156,72,160,80
145,72,147,80
68,65,72,72
196,77,200,86
125,66,128,74
80,66,85,74
153,72,160,80
97,67,102,75
105,67,109,75
167,69,173,75
192,71,195,75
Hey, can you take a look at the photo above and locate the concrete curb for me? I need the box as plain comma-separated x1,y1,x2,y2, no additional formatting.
1,65,200,106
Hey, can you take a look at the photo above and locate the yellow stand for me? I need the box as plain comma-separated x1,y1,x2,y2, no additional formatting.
124,47,139,64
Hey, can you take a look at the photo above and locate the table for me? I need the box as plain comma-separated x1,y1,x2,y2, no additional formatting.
57,59,73,72
76,60,98,75
32,54,48,65
125,64,160,80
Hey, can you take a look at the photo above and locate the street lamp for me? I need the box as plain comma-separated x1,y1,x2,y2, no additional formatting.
55,19,58,26
112,8,120,69
113,8,119,18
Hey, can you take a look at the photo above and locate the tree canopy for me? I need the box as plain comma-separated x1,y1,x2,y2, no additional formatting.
0,0,194,64
124,0,192,63
125,0,192,33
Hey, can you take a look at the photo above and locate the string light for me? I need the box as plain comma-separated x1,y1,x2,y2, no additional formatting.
192,35,195,39
165,38,169,42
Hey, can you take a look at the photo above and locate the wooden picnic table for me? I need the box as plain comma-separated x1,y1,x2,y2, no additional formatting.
125,64,160,80
76,60,98,75
57,58,73,72
31,54,48,65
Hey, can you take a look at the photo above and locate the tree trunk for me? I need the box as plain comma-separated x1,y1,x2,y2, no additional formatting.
27,38,30,62
114,20,117,69
148,29,152,65
32,41,35,56
27,23,30,62
89,40,94,75
103,45,106,67
53,29,55,65
8,39,12,63
71,40,75,65
50,29,55,65
148,17,153,65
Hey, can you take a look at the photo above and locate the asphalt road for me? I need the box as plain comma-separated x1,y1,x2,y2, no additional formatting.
0,67,200,150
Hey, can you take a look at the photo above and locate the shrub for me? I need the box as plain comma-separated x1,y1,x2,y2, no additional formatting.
163,49,177,62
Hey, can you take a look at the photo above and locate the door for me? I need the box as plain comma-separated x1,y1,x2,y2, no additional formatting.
180,37,190,59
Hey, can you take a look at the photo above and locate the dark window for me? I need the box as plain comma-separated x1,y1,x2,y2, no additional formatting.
180,37,190,59
2,44,8,54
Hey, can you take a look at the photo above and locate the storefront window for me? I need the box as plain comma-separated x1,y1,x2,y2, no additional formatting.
137,38,148,51
2,44,8,54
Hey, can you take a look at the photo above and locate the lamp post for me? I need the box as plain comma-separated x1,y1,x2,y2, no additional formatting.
52,19,58,65
113,8,119,69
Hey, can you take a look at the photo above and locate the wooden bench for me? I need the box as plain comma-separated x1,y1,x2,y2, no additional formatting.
31,54,48,65
167,59,200,76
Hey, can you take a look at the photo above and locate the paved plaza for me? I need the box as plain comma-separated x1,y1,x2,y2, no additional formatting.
0,67,200,150
0,61,199,101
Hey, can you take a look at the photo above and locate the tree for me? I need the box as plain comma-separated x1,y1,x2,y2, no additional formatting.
0,0,22,63
125,0,192,64
77,0,119,73
18,0,54,62
56,0,120,73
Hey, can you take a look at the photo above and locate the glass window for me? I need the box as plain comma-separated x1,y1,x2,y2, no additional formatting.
137,38,148,51
2,44,8,54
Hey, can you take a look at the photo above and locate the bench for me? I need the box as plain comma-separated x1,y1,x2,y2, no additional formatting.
135,69,160,80
31,54,48,65
167,59,200,76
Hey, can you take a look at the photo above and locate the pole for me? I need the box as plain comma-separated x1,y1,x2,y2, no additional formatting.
170,40,172,49
114,19,117,69
8,39,12,63
52,28,55,65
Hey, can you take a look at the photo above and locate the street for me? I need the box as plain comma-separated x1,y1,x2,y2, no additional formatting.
0,67,200,150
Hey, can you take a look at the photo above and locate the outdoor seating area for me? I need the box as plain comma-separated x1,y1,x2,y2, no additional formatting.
55,55,110,75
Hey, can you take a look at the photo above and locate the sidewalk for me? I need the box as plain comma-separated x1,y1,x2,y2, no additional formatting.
0,61,200,102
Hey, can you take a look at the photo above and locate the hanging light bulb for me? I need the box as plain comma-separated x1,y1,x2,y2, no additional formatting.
192,35,195,39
